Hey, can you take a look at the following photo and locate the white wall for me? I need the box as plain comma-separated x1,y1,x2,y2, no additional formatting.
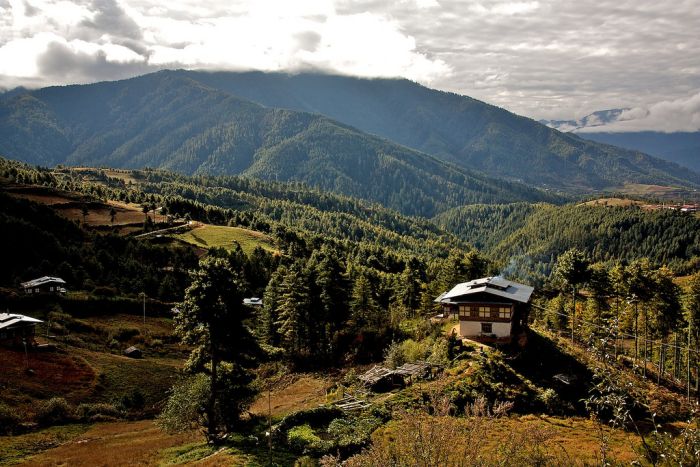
459,320,511,338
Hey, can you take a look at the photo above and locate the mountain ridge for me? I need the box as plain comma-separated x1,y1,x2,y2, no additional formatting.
0,72,559,217
177,70,700,191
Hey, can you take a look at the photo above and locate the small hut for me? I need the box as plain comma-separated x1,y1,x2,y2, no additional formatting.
124,346,142,358
0,313,43,347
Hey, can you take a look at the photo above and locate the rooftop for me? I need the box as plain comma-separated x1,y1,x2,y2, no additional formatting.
438,276,534,304
0,313,43,331
20,276,66,288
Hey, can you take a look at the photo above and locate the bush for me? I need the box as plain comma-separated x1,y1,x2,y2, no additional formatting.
157,374,209,433
0,403,22,434
273,406,344,438
113,327,140,342
36,397,74,426
76,403,122,421
119,388,146,411
287,424,334,454
287,424,320,451
327,416,382,449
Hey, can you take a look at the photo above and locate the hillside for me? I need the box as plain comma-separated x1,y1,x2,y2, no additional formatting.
434,201,700,282
0,72,558,218
180,70,700,192
579,131,700,173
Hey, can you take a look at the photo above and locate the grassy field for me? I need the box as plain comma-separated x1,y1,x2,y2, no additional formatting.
0,313,184,418
174,224,277,255
578,197,644,207
4,421,198,466
249,374,330,418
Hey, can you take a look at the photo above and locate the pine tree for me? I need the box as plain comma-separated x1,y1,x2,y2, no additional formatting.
175,257,259,442
276,265,311,360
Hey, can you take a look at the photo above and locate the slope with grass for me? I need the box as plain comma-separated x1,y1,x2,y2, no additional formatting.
174,224,277,255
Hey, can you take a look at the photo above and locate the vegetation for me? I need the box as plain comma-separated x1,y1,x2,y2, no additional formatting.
172,70,700,192
173,256,260,441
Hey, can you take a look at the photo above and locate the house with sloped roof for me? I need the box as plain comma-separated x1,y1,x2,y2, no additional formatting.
20,276,66,295
435,276,533,341
0,313,43,347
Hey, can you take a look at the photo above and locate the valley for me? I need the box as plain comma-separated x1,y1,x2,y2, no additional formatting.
1,156,699,465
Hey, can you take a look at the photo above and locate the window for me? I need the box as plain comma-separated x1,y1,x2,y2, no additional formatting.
499,307,511,319
50,287,54,291
35,288,39,293
459,305,469,318
481,323,492,333
479,306,490,318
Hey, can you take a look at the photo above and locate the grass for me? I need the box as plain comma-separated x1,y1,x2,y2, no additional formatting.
159,441,216,465
77,348,182,409
249,375,330,418
174,224,277,255
8,420,198,466
0,424,90,466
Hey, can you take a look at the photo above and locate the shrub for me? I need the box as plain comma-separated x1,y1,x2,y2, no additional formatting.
0,403,22,434
36,397,74,426
113,327,140,342
287,424,334,454
327,416,382,449
287,424,320,451
119,388,145,410
76,403,122,421
157,374,209,433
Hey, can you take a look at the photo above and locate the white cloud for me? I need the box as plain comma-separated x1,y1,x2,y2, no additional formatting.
578,92,700,133
0,0,698,131
0,0,449,88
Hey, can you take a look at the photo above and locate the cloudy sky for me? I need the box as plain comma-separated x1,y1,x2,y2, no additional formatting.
1,0,699,130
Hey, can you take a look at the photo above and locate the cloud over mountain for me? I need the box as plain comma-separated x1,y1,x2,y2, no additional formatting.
0,0,698,125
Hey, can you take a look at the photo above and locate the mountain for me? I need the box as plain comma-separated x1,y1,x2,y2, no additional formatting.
539,108,631,132
0,72,558,217
540,108,700,174
577,132,700,173
176,70,700,191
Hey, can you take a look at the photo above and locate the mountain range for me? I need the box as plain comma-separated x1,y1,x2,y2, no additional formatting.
0,70,698,216
541,109,700,173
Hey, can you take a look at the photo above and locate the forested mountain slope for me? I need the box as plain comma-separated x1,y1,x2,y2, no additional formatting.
434,202,700,282
0,72,558,217
579,131,700,173
181,70,700,191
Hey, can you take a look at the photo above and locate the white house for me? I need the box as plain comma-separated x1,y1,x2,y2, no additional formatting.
436,277,534,340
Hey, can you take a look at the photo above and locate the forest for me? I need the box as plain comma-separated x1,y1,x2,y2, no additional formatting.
2,156,700,465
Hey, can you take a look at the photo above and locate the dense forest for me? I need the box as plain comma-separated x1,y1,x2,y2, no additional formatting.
435,202,700,282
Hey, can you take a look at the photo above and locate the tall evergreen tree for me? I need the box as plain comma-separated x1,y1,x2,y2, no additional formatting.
175,257,258,441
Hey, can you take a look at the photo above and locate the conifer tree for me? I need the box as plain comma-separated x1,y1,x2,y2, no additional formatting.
175,257,259,442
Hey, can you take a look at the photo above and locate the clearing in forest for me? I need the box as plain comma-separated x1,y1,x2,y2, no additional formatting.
174,224,277,256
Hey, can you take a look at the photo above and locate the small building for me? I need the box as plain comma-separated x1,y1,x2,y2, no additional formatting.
243,297,263,307
124,346,142,358
20,276,67,295
0,312,43,347
436,276,533,341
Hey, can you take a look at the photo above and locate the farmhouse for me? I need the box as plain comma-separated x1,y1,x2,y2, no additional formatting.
436,276,533,341
20,276,67,295
243,297,263,307
0,312,43,347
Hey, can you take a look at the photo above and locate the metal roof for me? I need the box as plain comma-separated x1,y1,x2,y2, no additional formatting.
20,276,66,288
439,276,534,304
0,313,43,331
243,297,263,306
